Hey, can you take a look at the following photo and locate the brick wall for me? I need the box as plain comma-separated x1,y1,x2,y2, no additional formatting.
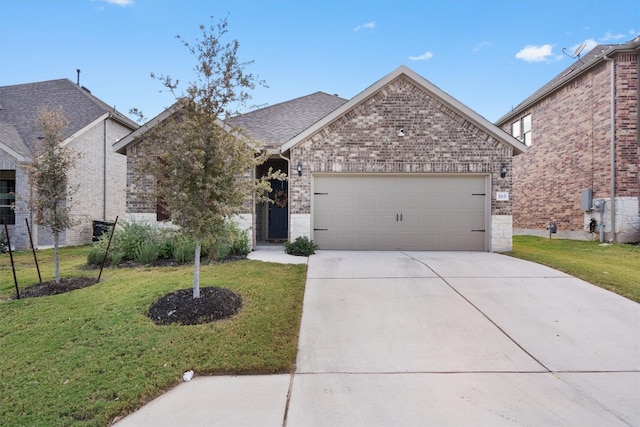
503,53,639,241
2,117,130,249
289,75,513,217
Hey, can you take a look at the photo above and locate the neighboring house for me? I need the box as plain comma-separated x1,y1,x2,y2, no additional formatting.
497,37,639,243
116,65,525,252
0,79,138,250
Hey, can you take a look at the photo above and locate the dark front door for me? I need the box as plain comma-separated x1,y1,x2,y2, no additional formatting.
268,180,288,240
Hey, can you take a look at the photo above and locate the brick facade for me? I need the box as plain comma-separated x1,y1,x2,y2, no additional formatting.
500,50,639,242
122,68,521,251
289,75,514,218
4,117,130,249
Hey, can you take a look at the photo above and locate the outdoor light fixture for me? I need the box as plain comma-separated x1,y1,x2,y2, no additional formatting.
500,163,507,178
297,161,303,176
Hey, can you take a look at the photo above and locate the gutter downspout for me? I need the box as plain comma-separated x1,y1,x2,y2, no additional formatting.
103,118,108,221
603,51,616,242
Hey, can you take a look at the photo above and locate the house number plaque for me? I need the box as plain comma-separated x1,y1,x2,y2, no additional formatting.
496,192,509,201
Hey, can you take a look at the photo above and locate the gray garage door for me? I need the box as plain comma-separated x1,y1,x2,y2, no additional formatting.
313,175,487,251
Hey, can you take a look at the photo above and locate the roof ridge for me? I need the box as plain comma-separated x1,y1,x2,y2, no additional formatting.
238,91,346,117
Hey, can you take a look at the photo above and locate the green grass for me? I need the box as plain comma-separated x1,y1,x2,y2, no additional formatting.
0,246,307,426
508,235,640,303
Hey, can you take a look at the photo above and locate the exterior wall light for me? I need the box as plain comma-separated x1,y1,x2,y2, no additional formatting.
297,161,303,176
500,163,507,178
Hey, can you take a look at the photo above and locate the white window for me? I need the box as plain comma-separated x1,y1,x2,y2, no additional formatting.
511,120,520,139
511,114,532,146
522,114,532,146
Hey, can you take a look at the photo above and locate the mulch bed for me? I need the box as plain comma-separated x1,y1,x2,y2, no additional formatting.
15,277,97,299
148,286,242,326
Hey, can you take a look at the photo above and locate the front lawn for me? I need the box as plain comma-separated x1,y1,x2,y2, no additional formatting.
0,246,307,426
509,235,640,303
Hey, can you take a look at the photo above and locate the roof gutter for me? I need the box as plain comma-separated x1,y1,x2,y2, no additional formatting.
603,51,616,242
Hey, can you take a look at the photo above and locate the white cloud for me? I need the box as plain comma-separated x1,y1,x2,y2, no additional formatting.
515,44,555,62
353,21,376,32
408,51,434,61
600,31,626,41
473,41,491,52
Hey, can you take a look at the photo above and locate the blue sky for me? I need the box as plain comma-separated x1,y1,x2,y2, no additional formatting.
1,0,638,123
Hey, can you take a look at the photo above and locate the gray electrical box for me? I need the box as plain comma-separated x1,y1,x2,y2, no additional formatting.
581,189,593,211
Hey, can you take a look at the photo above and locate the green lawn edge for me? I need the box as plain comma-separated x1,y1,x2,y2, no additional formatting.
508,235,640,303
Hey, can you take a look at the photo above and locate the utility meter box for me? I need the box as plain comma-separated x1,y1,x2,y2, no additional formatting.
581,189,593,211
593,199,605,212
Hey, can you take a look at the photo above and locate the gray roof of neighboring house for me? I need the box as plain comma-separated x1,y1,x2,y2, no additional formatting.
229,91,348,148
0,78,138,160
496,36,640,125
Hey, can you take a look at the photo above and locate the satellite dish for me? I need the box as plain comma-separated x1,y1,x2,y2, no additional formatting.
562,41,587,63
573,42,587,58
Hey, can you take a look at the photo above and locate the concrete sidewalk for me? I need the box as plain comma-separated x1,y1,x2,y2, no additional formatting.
114,250,640,426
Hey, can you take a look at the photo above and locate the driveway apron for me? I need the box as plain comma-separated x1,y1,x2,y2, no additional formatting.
289,251,640,426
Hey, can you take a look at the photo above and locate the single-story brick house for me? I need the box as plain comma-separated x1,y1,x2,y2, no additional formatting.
0,78,138,249
116,66,525,252
496,37,639,243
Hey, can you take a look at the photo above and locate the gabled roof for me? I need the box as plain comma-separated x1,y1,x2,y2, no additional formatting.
229,92,347,148
114,104,178,154
0,79,138,159
281,65,526,155
496,36,640,125
114,91,348,154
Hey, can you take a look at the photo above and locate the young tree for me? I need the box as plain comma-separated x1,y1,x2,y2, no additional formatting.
134,17,284,298
30,107,78,284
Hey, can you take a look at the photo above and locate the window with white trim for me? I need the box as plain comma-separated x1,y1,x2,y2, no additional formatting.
511,114,532,146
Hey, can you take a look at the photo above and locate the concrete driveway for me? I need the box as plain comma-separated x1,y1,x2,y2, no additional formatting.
115,251,640,427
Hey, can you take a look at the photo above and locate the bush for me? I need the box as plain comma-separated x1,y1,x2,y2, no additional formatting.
172,238,196,263
284,236,318,256
228,223,251,256
134,240,160,265
115,221,160,261
85,220,250,266
87,246,107,266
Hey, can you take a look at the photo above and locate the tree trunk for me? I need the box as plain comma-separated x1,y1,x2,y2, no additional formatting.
193,238,201,299
53,232,60,284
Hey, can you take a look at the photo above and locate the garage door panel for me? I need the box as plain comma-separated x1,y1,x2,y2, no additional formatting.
313,175,487,251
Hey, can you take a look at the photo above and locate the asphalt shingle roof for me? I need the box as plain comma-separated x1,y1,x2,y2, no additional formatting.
497,36,640,124
229,91,348,147
0,78,137,159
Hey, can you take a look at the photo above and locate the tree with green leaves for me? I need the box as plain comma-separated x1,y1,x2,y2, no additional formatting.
29,107,79,284
133,17,284,298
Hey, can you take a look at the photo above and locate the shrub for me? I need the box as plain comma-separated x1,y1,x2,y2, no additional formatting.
115,221,160,261
172,238,196,263
228,223,251,256
284,236,318,256
87,246,107,266
134,240,160,265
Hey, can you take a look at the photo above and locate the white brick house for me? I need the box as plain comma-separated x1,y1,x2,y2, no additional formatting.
117,66,525,252
0,79,138,249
